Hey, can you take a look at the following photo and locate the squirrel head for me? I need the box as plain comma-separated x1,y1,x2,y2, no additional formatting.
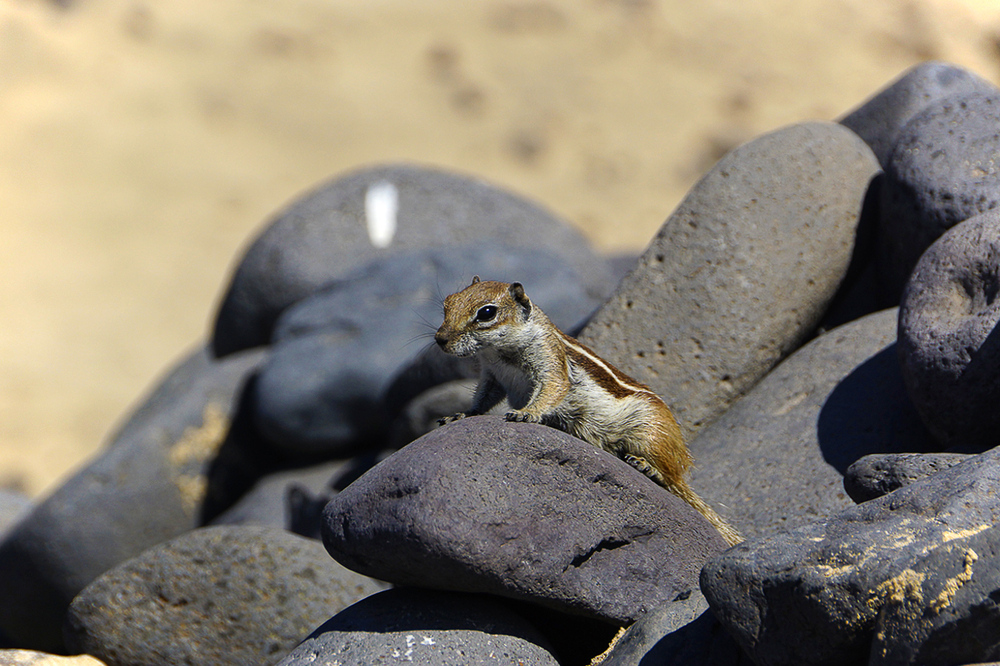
435,278,532,357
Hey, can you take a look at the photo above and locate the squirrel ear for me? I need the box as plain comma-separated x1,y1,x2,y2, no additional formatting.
510,282,529,305
471,275,481,285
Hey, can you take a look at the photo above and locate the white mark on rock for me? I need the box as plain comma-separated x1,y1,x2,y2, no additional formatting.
421,635,436,645
365,180,398,248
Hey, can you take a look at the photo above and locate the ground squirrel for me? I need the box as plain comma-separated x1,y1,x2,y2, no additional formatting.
435,277,741,546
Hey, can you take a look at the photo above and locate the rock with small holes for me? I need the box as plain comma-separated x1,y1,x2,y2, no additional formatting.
897,209,1000,450
64,526,386,666
688,308,936,540
839,61,997,167
275,588,560,666
211,163,612,356
0,346,267,652
579,122,879,439
878,93,1000,302
252,244,605,456
322,416,728,625
701,447,1000,666
843,452,973,503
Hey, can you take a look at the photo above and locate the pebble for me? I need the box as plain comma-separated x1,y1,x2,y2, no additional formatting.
580,122,879,438
843,452,973,503
897,208,1000,449
211,163,611,356
322,416,727,625
64,526,387,666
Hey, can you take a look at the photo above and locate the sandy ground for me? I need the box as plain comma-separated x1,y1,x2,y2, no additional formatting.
2,0,1000,498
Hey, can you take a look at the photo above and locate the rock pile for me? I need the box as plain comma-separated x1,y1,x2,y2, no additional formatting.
2,62,1000,666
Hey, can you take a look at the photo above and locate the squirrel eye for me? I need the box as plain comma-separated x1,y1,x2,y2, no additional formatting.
476,305,497,322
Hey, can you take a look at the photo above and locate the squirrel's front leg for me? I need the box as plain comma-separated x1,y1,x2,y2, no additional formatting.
504,365,568,424
438,371,507,426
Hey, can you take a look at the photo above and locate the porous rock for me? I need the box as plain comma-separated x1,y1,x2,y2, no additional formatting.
879,93,1000,302
580,122,879,438
0,346,267,651
839,61,997,167
211,163,612,356
844,452,973,503
253,243,604,456
897,208,1000,449
701,447,1000,666
322,416,727,624
688,308,936,539
64,526,386,666
275,588,559,666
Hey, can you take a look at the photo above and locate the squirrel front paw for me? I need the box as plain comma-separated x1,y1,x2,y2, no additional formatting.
504,410,540,423
437,413,467,427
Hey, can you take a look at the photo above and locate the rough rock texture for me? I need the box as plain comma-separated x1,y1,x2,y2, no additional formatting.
580,122,879,438
839,61,997,167
879,94,1000,303
275,588,560,666
701,447,1000,666
0,347,268,652
64,526,386,666
211,163,612,356
897,209,1000,450
253,243,605,456
688,308,937,539
844,452,973,503
322,416,727,624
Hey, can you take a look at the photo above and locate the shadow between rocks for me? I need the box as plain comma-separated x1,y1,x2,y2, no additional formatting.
816,343,938,474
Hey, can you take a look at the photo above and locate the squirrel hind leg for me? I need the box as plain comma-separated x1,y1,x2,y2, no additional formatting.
624,454,742,547
623,453,666,484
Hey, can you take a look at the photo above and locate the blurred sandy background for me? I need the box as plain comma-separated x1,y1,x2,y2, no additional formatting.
3,0,1000,498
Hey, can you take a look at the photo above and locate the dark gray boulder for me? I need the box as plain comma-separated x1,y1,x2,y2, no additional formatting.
897,209,1000,450
879,93,1000,302
580,122,879,439
688,308,937,540
844,452,973,503
253,243,604,456
0,346,267,651
64,526,386,666
701,447,1000,666
211,163,612,356
839,61,997,167
322,416,727,625
275,588,560,666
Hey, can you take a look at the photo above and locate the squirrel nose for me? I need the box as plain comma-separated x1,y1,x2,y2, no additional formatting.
434,331,448,348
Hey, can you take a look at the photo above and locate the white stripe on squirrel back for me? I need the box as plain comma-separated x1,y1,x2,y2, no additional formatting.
365,180,398,248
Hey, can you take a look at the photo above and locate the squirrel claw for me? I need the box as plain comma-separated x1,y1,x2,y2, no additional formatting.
504,410,538,423
437,413,467,426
